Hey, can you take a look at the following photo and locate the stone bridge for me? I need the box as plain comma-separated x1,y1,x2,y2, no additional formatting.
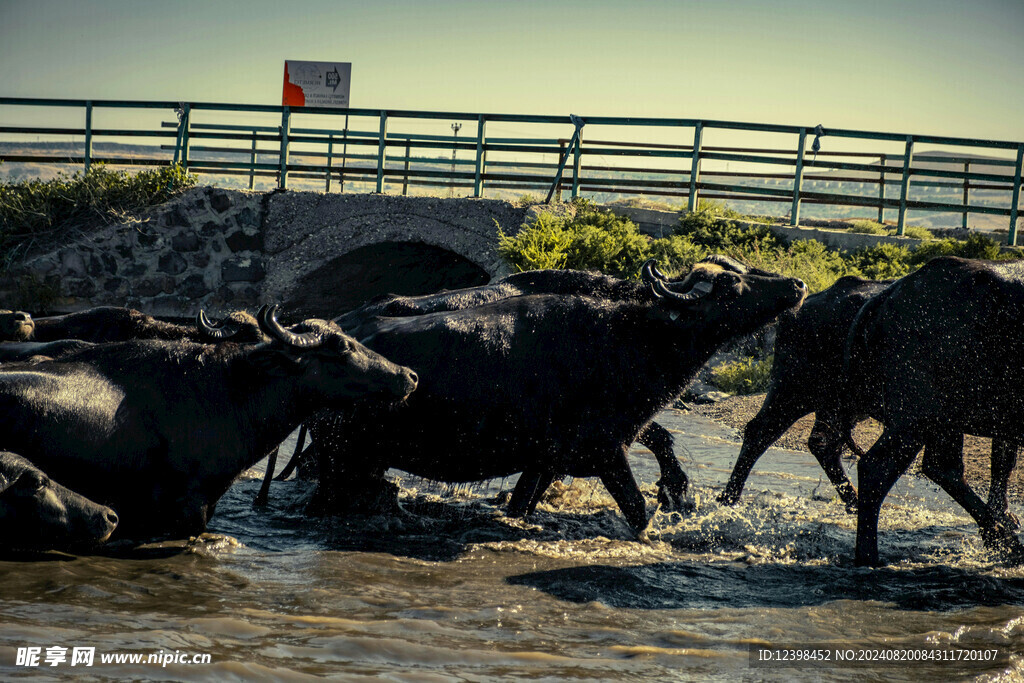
4,188,540,319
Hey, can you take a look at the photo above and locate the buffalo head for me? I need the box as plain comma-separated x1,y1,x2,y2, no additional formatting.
0,452,118,551
0,310,34,342
642,255,807,340
253,304,418,405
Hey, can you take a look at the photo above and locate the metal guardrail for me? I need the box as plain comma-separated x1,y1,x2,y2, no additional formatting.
1,97,1022,244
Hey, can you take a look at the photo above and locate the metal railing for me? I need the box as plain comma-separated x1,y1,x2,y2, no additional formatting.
2,97,1022,244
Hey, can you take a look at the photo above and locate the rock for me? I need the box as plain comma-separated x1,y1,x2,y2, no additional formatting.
158,252,188,275
171,232,201,252
210,190,232,213
225,229,264,253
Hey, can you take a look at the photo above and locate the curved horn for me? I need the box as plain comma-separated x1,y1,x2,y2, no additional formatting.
196,310,241,340
649,277,714,302
640,258,666,283
257,305,323,349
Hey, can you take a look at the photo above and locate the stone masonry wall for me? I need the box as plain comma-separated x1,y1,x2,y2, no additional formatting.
2,187,268,317
0,189,533,317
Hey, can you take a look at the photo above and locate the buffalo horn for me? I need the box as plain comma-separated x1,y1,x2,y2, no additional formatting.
640,258,668,284
649,277,714,302
196,310,240,340
257,305,323,348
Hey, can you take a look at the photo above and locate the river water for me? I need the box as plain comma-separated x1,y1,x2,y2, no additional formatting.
2,408,1023,681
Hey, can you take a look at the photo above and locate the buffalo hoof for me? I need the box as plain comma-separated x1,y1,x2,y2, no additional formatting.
980,524,1024,561
657,485,694,515
992,508,1021,533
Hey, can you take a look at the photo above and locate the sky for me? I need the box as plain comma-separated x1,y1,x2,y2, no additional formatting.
1,0,1022,144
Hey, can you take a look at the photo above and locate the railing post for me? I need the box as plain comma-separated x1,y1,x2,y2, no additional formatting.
571,129,583,199
687,121,703,212
180,103,191,172
790,127,807,226
402,140,411,196
375,110,388,193
325,134,334,193
249,130,257,190
278,106,290,190
340,114,349,194
1009,143,1023,247
556,140,565,202
896,135,914,236
877,154,886,223
473,115,486,198
962,160,970,230
83,101,93,173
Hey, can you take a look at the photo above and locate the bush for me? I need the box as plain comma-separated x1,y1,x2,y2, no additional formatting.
499,202,652,278
0,164,195,264
711,355,774,395
498,199,1022,289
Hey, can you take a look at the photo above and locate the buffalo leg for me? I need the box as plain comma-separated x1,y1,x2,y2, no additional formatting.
989,439,1020,531
720,394,810,506
855,429,923,567
275,423,309,481
921,435,1024,557
253,446,279,507
507,468,552,518
638,422,690,511
806,410,859,512
599,446,649,536
524,470,557,515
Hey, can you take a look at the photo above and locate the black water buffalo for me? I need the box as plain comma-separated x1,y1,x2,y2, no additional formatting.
719,273,1019,531
0,340,95,363
0,310,34,341
719,276,891,510
21,306,267,344
310,256,806,535
313,264,692,510
0,451,118,551
0,306,417,540
845,256,1024,566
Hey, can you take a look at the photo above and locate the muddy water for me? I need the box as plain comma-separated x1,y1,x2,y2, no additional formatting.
2,409,1024,681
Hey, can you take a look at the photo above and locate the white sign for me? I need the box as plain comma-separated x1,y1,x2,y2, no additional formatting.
283,61,351,108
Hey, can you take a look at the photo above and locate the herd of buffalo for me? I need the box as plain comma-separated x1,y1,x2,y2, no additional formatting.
1,252,1023,567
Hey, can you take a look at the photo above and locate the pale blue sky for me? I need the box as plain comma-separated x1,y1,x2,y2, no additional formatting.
2,0,1022,141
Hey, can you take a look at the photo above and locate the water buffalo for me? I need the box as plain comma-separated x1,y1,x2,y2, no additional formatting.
0,451,118,551
23,306,267,343
297,264,693,511
845,256,1024,566
0,340,96,363
0,305,417,540
309,256,807,535
719,273,1019,535
719,276,891,511
0,310,34,341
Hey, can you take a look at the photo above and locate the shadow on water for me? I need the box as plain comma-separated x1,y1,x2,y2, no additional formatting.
507,561,1024,612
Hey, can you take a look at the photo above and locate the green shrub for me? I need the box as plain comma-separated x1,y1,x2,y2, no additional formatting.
498,198,1021,289
901,226,934,240
0,164,195,264
498,203,652,277
711,355,774,395
846,220,889,235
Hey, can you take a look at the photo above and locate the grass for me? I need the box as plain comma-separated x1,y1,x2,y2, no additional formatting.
710,356,774,395
0,164,195,266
